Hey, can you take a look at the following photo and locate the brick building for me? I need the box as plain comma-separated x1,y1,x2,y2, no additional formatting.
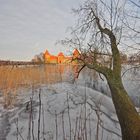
44,49,80,64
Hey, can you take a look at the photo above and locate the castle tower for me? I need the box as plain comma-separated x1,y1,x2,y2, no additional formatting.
44,50,50,63
73,49,80,58
58,52,64,64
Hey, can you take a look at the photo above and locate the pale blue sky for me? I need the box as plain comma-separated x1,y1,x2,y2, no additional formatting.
0,0,83,60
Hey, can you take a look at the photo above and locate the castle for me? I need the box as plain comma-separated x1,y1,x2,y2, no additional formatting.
44,49,80,64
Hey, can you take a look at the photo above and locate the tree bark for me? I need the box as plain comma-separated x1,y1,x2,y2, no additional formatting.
106,74,140,140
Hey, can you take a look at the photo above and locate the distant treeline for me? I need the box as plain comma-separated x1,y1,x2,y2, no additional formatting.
0,60,42,66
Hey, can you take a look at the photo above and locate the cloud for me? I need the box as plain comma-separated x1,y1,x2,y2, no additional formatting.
0,0,83,60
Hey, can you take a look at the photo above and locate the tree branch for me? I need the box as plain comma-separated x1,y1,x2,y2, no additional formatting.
90,8,121,73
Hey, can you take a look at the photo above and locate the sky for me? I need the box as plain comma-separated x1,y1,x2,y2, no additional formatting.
0,0,83,61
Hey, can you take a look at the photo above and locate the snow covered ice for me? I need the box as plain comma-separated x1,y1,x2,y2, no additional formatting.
0,65,139,140
4,82,121,140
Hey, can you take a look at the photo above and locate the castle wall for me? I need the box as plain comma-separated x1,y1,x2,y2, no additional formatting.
44,49,80,64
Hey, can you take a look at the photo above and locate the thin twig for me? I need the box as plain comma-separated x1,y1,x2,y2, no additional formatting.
14,118,25,140
74,116,78,140
42,104,45,140
67,92,72,140
55,110,58,140
62,111,65,140
38,89,41,140
31,97,35,140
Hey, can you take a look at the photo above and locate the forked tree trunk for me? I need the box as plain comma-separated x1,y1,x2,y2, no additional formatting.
107,74,140,140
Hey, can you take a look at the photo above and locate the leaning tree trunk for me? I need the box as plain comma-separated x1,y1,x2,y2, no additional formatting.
77,7,140,139
107,74,140,140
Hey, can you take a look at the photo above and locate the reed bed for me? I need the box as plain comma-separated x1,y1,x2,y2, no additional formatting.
0,64,76,107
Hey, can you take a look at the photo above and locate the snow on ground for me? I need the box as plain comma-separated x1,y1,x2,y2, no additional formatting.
4,82,121,140
0,65,139,140
77,66,140,107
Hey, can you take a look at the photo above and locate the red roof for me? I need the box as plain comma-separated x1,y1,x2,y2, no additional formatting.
73,49,80,55
50,55,58,60
58,52,64,56
45,50,50,55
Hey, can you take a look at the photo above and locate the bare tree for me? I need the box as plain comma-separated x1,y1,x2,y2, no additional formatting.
63,0,140,139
